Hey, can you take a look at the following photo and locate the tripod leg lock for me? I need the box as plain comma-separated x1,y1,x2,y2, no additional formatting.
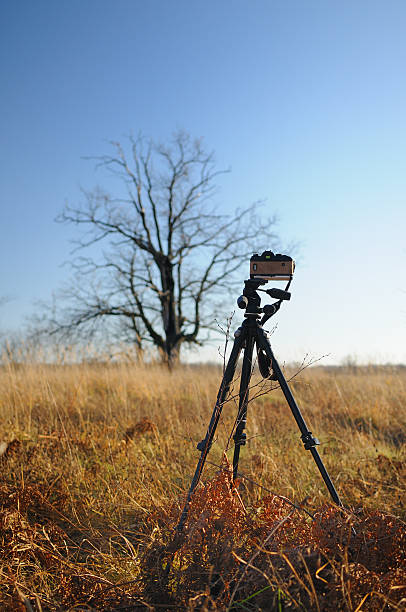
301,432,320,450
233,431,247,446
197,437,212,452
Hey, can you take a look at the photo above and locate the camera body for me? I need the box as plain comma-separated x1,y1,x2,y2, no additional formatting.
250,250,295,281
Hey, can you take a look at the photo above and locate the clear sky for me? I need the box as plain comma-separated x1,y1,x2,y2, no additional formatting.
1,0,405,364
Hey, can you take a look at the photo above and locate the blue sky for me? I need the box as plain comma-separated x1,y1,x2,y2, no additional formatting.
1,0,405,364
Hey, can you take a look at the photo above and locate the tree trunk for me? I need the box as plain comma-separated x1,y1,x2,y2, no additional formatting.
159,341,181,368
160,256,181,366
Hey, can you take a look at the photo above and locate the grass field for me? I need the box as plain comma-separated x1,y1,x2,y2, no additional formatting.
0,358,405,610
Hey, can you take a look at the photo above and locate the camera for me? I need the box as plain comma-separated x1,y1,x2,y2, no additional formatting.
250,250,295,281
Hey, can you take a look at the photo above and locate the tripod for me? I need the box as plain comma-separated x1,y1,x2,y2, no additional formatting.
177,277,342,533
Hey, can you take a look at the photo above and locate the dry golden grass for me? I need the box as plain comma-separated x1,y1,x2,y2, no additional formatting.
0,358,405,610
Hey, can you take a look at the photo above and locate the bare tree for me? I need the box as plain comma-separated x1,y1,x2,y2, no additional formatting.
52,132,280,365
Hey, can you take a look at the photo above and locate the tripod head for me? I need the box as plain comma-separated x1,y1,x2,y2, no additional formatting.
237,278,291,324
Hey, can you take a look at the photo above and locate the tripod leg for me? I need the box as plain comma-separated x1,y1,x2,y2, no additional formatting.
232,331,256,480
176,327,247,532
256,327,342,506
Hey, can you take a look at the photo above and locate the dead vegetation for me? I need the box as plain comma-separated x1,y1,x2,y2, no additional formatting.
0,360,405,610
